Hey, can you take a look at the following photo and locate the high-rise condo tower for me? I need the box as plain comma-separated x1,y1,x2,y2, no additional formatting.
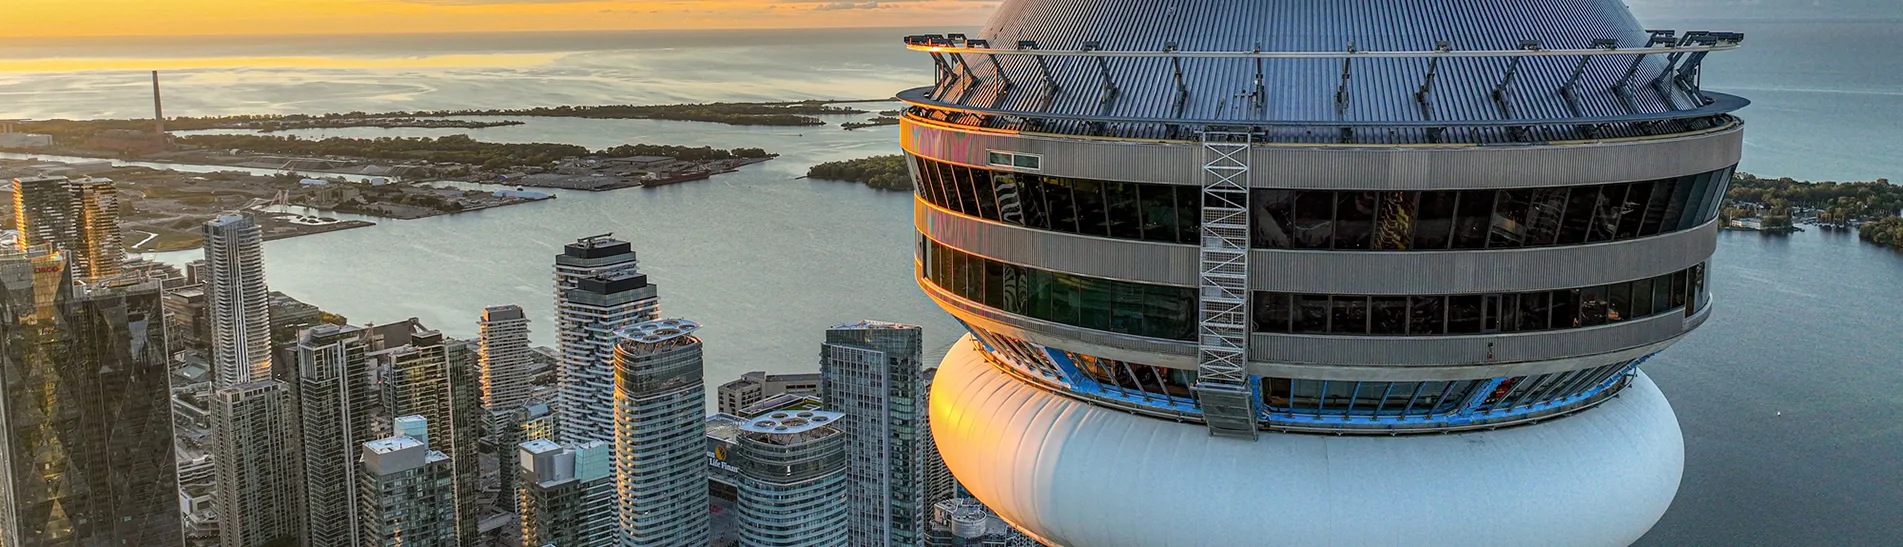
902,2,1745,544
555,235,659,445
611,319,708,546
203,214,271,388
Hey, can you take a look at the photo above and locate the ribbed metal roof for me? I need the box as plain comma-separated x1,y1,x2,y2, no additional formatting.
910,0,1743,143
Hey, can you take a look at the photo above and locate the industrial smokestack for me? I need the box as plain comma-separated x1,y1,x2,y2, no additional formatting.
151,71,165,135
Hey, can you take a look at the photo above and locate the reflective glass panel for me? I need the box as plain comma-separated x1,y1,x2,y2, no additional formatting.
1292,191,1336,249
1334,192,1376,250
1412,191,1458,250
1452,190,1494,248
1253,189,1297,249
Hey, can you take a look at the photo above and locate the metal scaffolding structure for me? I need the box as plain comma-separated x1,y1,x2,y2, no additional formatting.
1192,130,1258,440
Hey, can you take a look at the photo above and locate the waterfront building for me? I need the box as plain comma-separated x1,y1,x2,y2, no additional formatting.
357,422,458,547
0,249,180,546
10,176,124,282
517,439,617,547
612,318,709,546
480,304,536,412
820,321,927,547
293,323,377,547
203,214,272,389
211,379,302,547
716,370,823,415
733,409,850,547
555,235,659,445
372,324,482,544
491,400,556,512
900,4,1744,544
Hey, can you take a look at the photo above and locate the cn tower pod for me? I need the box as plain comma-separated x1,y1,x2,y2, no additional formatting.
900,1,1742,545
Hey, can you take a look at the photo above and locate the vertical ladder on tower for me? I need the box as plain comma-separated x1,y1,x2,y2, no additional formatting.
1193,129,1260,440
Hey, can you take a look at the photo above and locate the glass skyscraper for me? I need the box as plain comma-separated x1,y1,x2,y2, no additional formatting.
611,318,708,547
0,248,179,546
821,321,927,547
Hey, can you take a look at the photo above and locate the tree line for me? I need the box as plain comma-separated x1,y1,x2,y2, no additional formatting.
807,155,910,191
179,134,772,170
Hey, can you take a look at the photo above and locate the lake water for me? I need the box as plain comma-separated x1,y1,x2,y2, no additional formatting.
5,21,1902,546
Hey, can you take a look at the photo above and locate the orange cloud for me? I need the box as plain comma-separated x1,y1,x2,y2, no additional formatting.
4,0,993,37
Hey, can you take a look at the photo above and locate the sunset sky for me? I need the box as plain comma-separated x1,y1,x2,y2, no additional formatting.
4,0,1891,38
5,0,998,37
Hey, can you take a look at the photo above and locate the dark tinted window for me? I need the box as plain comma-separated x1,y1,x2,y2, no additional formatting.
1174,185,1201,244
924,240,1197,340
1371,297,1409,335
1412,192,1458,250
1555,186,1597,244
1292,191,1336,249
1489,190,1531,248
907,156,1733,251
1138,184,1179,243
1104,181,1143,240
1409,296,1445,335
1295,295,1331,333
1452,190,1494,249
1044,177,1079,233
1070,179,1109,237
1253,189,1297,249
1254,292,1292,333
1331,296,1369,334
1255,264,1706,336
1333,192,1376,250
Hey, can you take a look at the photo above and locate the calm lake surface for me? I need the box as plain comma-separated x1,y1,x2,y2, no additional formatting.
5,20,1901,545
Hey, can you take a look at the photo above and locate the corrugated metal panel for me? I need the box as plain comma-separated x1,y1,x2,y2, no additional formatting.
1251,220,1720,294
1249,308,1692,366
927,0,1726,143
902,117,1742,189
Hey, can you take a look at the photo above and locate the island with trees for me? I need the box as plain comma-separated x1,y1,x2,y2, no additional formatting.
806,155,911,191
1721,171,1903,247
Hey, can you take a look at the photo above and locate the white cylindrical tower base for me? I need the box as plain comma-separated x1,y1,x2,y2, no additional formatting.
929,335,1684,547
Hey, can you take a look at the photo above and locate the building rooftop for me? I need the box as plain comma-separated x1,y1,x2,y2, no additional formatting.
482,304,526,321
741,409,844,435
562,234,633,259
830,320,920,331
364,435,424,455
615,318,701,345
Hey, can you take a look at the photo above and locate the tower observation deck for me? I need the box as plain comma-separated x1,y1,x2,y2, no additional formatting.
905,0,1742,545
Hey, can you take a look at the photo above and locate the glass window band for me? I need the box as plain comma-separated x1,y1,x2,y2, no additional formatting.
924,238,1196,341
1252,263,1706,335
912,154,1734,251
